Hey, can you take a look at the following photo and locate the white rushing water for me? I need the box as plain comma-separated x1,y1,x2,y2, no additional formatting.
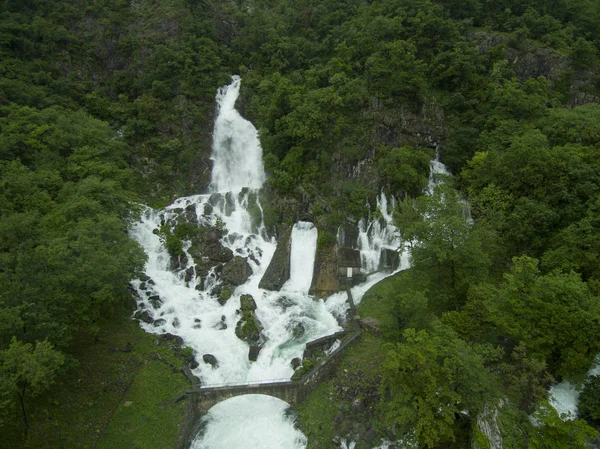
357,192,405,273
211,75,266,193
550,356,600,419
283,222,318,295
191,395,306,449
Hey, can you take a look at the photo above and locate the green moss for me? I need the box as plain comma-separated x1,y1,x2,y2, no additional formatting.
235,313,261,342
291,357,318,381
218,285,233,305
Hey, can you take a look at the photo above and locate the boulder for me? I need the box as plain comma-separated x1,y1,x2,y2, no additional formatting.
248,344,262,362
153,318,166,327
216,285,233,305
148,295,162,309
204,242,234,263
259,227,292,290
184,266,195,283
240,294,257,312
202,354,219,368
169,253,188,271
235,313,263,344
222,256,252,286
291,322,305,339
193,318,202,329
162,333,184,346
172,318,180,328
214,315,227,330
134,309,154,324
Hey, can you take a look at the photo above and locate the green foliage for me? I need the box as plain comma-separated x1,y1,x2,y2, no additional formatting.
528,402,598,449
377,146,432,197
482,256,600,380
0,338,65,433
379,324,499,448
579,375,600,424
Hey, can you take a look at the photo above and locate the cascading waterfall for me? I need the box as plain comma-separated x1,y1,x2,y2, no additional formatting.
356,191,404,274
210,75,266,193
130,77,346,449
550,355,600,418
130,75,456,448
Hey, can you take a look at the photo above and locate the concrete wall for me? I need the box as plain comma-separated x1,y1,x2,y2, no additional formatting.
302,331,347,359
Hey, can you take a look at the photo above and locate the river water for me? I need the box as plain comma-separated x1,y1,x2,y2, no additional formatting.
130,76,407,448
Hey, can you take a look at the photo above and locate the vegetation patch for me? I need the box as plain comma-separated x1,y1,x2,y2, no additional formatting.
4,312,190,449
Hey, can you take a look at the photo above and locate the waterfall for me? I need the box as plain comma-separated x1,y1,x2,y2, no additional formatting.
282,222,318,294
131,76,448,448
356,191,402,273
210,75,266,193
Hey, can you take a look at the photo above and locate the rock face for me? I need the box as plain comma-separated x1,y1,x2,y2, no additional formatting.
379,248,399,271
187,225,234,265
222,256,253,286
258,227,292,291
310,244,340,298
468,30,600,107
473,401,504,449
337,223,359,248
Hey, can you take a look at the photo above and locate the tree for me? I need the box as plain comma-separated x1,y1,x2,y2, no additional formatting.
578,375,600,425
487,256,600,380
0,338,65,434
397,183,495,311
379,324,498,447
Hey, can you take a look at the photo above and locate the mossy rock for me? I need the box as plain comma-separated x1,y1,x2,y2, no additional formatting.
240,294,257,312
235,314,262,344
218,285,234,305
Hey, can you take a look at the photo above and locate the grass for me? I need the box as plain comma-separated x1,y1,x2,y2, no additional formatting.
4,308,190,449
357,271,406,339
296,382,338,448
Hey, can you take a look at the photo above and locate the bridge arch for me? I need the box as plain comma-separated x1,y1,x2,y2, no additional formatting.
188,381,300,417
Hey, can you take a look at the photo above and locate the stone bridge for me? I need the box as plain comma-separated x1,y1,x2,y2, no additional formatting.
185,380,300,416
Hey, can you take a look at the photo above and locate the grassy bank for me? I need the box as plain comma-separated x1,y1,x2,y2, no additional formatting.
4,309,190,449
297,273,404,448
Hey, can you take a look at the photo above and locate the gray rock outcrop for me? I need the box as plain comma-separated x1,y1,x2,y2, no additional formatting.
222,256,253,286
259,227,292,291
